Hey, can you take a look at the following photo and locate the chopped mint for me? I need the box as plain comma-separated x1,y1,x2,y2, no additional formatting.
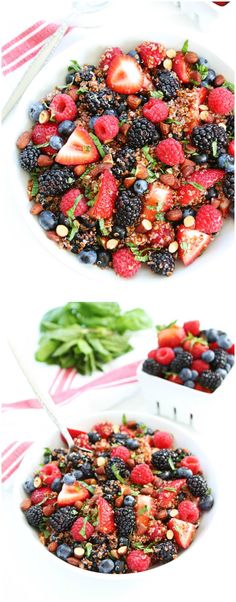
212,140,218,158
181,39,189,54
99,219,109,236
79,517,88,538
164,487,177,493
187,181,206,192
68,59,81,73
156,321,177,332
168,457,175,471
77,88,87,94
150,90,164,99
138,505,149,516
196,64,208,80
165,118,181,125
31,175,39,197
223,81,234,93
127,243,150,263
122,413,127,425
85,542,92,557
79,481,96,494
90,133,105,158
111,465,125,483
67,194,83,221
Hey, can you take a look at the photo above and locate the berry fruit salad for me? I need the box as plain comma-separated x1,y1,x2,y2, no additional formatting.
17,40,234,278
142,320,234,392
20,419,214,573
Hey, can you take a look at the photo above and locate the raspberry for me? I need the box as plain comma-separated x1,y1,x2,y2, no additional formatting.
111,446,130,462
142,98,169,123
147,222,175,248
147,520,167,541
70,517,94,542
31,487,52,505
39,463,62,485
60,189,88,216
155,139,185,166
155,347,175,365
195,205,223,234
148,349,158,359
191,359,210,373
50,94,77,122
94,421,113,439
31,123,58,155
126,549,151,572
94,114,119,142
137,41,166,69
228,140,234,156
208,87,234,115
130,463,154,485
152,431,173,449
180,456,201,475
99,47,123,71
178,500,200,523
112,248,141,278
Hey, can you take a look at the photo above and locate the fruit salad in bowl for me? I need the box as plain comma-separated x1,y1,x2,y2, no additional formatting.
16,39,234,279
17,413,214,575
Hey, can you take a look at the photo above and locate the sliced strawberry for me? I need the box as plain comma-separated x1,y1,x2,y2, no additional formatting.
168,518,196,549
187,169,224,189
158,325,186,348
173,53,190,83
99,46,122,71
177,225,211,266
97,496,115,534
184,321,200,336
32,123,58,155
31,487,53,505
94,421,114,439
135,495,156,535
89,170,118,219
57,482,90,507
197,87,208,105
164,479,186,493
143,182,173,221
147,520,167,542
106,55,144,94
155,489,177,509
55,126,99,165
178,184,203,207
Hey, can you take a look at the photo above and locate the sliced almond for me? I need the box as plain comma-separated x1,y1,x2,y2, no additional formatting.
184,216,195,228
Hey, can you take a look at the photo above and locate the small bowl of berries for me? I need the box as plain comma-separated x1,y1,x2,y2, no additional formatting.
138,319,234,428
15,411,216,576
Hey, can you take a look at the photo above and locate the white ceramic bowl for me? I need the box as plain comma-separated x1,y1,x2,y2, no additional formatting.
5,27,234,290
14,410,217,580
137,361,235,429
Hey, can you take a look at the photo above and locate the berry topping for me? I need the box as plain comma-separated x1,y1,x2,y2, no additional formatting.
111,446,131,462
89,170,118,219
70,517,95,541
155,347,175,365
39,463,62,485
106,55,144,94
168,518,196,549
56,125,99,165
184,321,200,336
208,87,234,115
178,500,200,523
126,550,151,572
177,226,211,266
99,47,123,71
32,123,59,155
187,168,224,189
50,93,77,122
31,487,52,505
60,189,88,216
155,139,185,166
172,53,190,83
97,496,115,534
137,41,166,69
112,248,141,278
142,98,169,123
57,482,90,506
130,463,154,485
195,205,223,234
180,456,201,475
152,431,173,449
94,114,119,142
94,421,114,438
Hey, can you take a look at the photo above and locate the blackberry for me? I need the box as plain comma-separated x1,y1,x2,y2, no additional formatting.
211,349,228,370
191,124,227,156
187,475,208,497
115,190,142,227
75,65,95,82
152,449,173,471
115,507,135,538
222,173,234,202
172,448,189,463
127,117,161,149
148,251,175,277
170,352,193,373
106,457,130,481
142,358,162,376
198,370,222,391
49,507,78,532
154,540,177,563
84,89,115,114
38,167,75,195
226,114,234,137
111,147,136,180
19,145,40,172
25,505,43,528
103,480,121,504
155,70,180,101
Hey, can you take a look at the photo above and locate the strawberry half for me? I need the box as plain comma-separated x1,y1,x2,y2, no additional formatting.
57,482,90,507
89,169,118,219
97,496,115,534
135,495,156,535
55,126,99,165
177,225,211,266
155,489,177,509
168,518,196,549
187,168,225,189
173,53,190,83
106,54,144,94
158,325,186,348
143,182,173,221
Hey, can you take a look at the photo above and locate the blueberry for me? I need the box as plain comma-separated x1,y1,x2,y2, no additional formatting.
23,478,35,494
119,537,129,546
218,335,232,350
125,438,139,450
96,249,111,268
218,154,234,172
81,462,93,477
58,120,76,137
146,428,154,435
184,380,195,388
201,81,210,88
206,328,218,343
38,210,58,231
78,249,97,264
198,57,208,66
58,212,71,228
51,478,62,492
73,469,83,480
218,154,228,169
192,153,208,165
114,560,125,573
56,544,73,560
133,179,148,194
225,158,234,173
205,68,216,83
127,49,141,63
63,473,76,485
225,363,232,373
179,368,192,381
112,225,126,239
124,495,135,507
49,135,64,151
206,186,218,200
176,467,193,478
65,72,75,84
226,354,235,366
104,109,118,117
191,370,198,381
88,431,101,443
98,559,115,573
182,208,196,218
174,347,184,355
28,102,45,122
215,368,227,378
199,494,214,511
201,350,215,362
89,116,99,129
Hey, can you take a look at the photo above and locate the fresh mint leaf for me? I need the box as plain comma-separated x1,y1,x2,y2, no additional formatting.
99,219,109,236
181,39,189,54
79,517,88,538
111,465,125,483
68,59,81,72
31,175,39,197
223,81,234,93
122,413,127,425
187,181,205,192
212,140,218,157
89,133,105,158
150,90,164,99
196,64,208,80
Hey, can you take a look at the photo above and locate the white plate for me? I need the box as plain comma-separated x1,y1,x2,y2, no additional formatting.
14,410,217,582
5,26,234,291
